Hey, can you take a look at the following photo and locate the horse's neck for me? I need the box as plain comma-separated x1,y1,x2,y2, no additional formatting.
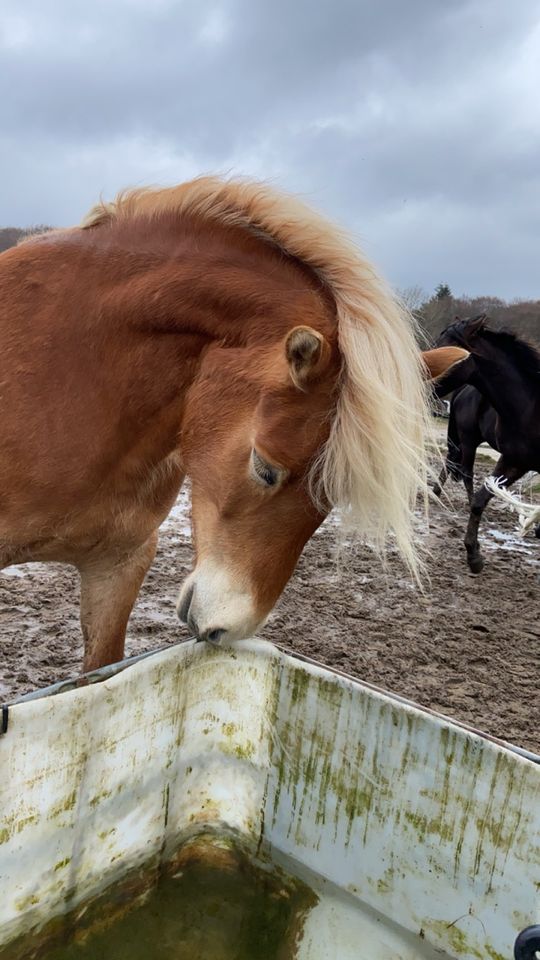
434,348,538,432
472,350,538,426
433,354,478,397
92,213,329,345
67,217,331,444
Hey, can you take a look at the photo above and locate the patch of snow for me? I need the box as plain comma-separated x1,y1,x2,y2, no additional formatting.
482,528,539,565
161,488,191,537
1,563,49,578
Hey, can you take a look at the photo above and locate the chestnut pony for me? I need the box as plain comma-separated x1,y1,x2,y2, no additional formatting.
1,177,436,671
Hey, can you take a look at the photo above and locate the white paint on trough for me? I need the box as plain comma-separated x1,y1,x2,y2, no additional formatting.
0,640,538,959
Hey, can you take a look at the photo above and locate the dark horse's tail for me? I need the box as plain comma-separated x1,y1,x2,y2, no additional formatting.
446,401,462,481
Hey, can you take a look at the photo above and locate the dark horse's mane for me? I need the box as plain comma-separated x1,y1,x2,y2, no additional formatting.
479,327,540,377
440,315,540,379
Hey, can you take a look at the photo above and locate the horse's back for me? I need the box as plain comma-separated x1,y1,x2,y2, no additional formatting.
0,235,104,482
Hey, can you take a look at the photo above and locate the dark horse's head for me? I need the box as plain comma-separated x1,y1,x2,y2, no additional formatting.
436,314,488,350
437,315,540,379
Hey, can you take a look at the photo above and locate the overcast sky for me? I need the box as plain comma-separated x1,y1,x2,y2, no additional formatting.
1,0,539,299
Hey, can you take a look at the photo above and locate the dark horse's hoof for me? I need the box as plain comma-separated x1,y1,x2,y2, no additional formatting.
514,924,540,959
468,555,484,574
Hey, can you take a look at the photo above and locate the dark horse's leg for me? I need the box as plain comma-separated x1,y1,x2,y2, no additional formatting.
432,431,462,498
459,444,477,506
432,462,448,498
464,459,524,573
432,391,478,501
432,442,476,503
535,524,540,539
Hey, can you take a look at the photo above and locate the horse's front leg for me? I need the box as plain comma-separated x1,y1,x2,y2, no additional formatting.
464,460,523,573
463,484,493,573
79,531,159,672
459,444,477,507
431,461,448,498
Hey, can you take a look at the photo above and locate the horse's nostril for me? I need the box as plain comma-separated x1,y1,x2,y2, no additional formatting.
206,629,226,645
177,585,194,624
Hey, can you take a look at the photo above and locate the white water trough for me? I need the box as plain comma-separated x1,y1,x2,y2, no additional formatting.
0,639,539,959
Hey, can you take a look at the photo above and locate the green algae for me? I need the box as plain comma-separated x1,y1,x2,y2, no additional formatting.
40,841,315,960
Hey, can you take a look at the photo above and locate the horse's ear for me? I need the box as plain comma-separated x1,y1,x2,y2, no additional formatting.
466,314,487,339
285,326,329,389
421,346,469,380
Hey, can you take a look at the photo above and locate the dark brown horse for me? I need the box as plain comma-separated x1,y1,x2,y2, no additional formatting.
434,315,540,571
1,176,443,671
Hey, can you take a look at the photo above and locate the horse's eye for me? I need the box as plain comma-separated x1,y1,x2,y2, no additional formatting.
251,449,280,487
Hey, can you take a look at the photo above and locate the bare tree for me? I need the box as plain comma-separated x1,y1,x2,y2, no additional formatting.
398,285,427,313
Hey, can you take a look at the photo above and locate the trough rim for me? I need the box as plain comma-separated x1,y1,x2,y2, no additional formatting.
3,636,539,766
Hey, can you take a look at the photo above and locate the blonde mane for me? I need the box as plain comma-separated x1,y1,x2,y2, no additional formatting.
83,176,430,576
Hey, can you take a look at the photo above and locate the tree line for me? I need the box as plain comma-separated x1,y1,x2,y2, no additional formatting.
402,283,540,345
0,226,53,253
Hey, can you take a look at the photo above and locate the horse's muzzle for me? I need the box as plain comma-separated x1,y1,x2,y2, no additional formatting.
176,562,262,645
177,583,222,642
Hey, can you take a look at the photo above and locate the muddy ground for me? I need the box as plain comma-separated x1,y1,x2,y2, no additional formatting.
1,467,538,753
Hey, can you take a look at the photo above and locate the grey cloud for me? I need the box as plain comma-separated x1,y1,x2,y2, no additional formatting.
1,0,539,298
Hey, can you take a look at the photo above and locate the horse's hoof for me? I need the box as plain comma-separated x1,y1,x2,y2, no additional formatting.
468,556,484,574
